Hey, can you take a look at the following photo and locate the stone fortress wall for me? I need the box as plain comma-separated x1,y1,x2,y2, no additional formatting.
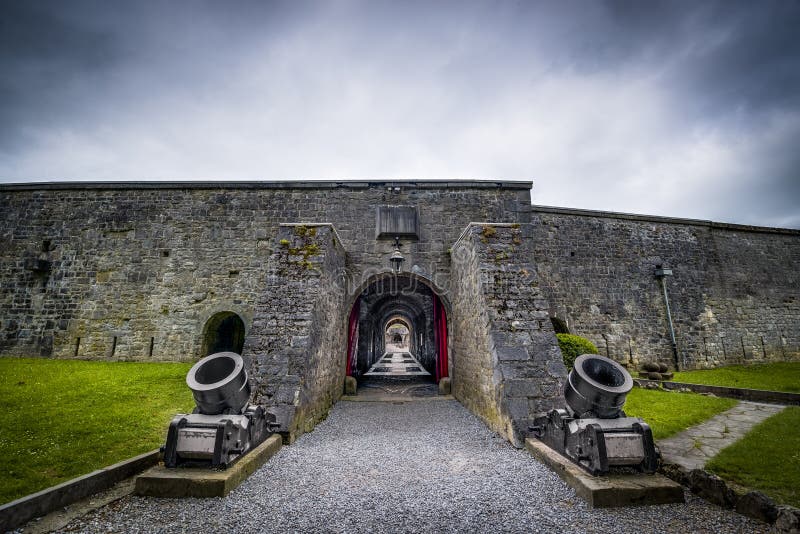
529,206,800,369
450,223,567,446
0,181,526,361
1,181,798,441
0,181,531,441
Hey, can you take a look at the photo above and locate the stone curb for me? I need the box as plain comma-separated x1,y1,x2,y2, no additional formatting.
659,462,800,532
339,395,455,403
634,379,800,406
0,449,159,533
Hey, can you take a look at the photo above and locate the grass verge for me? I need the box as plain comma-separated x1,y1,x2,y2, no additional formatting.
672,362,800,393
624,387,737,440
706,406,800,508
0,358,193,505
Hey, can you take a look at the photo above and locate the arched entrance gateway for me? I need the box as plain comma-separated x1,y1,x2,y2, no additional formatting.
201,311,246,356
345,274,448,394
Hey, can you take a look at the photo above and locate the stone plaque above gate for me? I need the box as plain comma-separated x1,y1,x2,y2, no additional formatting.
376,205,419,239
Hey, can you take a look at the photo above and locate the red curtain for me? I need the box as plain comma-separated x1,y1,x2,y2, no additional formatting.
346,299,360,376
433,296,448,382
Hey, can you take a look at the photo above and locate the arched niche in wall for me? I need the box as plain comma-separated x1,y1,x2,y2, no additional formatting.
550,317,570,335
201,311,246,356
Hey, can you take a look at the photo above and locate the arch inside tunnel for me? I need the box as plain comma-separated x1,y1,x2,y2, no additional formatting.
385,319,410,349
345,274,449,382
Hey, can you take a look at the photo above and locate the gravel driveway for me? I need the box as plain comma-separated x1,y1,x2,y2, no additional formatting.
62,399,766,533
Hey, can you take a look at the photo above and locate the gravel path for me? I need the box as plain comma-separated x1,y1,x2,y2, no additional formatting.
61,400,766,533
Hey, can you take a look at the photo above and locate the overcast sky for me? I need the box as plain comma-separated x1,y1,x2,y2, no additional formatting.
1,1,799,228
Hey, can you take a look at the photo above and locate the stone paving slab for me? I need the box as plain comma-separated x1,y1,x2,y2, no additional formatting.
658,401,785,471
525,438,685,508
364,351,431,377
356,375,440,400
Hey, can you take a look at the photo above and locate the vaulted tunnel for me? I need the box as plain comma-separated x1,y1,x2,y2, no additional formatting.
346,274,448,382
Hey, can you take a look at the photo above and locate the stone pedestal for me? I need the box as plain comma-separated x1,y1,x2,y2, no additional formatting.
525,438,684,508
438,377,451,395
134,434,282,498
344,376,357,395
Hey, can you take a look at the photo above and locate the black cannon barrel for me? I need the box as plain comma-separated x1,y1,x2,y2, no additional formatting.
186,351,251,415
564,354,633,418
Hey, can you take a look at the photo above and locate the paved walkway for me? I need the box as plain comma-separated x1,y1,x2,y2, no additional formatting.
62,400,767,533
658,401,785,471
364,350,431,377
354,375,440,400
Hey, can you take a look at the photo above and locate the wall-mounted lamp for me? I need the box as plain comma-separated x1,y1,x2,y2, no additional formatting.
389,236,405,272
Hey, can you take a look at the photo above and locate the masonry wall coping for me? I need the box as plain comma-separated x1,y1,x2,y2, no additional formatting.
531,205,800,236
0,180,533,191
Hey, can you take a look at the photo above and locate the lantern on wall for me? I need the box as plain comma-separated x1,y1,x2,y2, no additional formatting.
389,237,405,272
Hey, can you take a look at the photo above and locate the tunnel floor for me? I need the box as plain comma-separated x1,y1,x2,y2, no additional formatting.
364,350,431,377
357,375,439,399
358,349,438,399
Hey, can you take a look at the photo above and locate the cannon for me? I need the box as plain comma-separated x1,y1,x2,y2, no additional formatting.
530,354,658,476
163,351,278,468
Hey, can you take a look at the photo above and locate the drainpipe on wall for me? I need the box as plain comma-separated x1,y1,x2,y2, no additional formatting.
655,266,681,370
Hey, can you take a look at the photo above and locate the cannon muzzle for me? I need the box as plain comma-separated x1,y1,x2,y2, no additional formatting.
564,353,633,419
186,351,251,415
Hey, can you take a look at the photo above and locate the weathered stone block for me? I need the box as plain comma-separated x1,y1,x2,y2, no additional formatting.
688,469,737,508
496,345,529,362
505,379,541,397
344,376,357,395
438,377,451,395
735,491,780,524
525,438,684,508
134,434,282,498
775,505,800,533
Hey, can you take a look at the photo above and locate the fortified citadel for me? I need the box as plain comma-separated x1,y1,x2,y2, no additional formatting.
1,181,798,446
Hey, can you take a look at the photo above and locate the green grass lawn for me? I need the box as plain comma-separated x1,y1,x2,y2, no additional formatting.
624,388,737,440
707,406,800,508
0,358,193,505
673,362,800,393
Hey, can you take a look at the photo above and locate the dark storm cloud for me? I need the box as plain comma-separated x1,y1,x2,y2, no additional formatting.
674,1,800,117
0,0,798,227
0,2,118,148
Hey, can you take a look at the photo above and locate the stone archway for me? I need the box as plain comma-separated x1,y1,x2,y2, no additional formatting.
345,274,449,385
201,311,246,356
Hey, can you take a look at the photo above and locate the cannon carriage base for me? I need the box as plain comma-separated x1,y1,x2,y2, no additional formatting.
531,408,658,476
163,404,277,469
